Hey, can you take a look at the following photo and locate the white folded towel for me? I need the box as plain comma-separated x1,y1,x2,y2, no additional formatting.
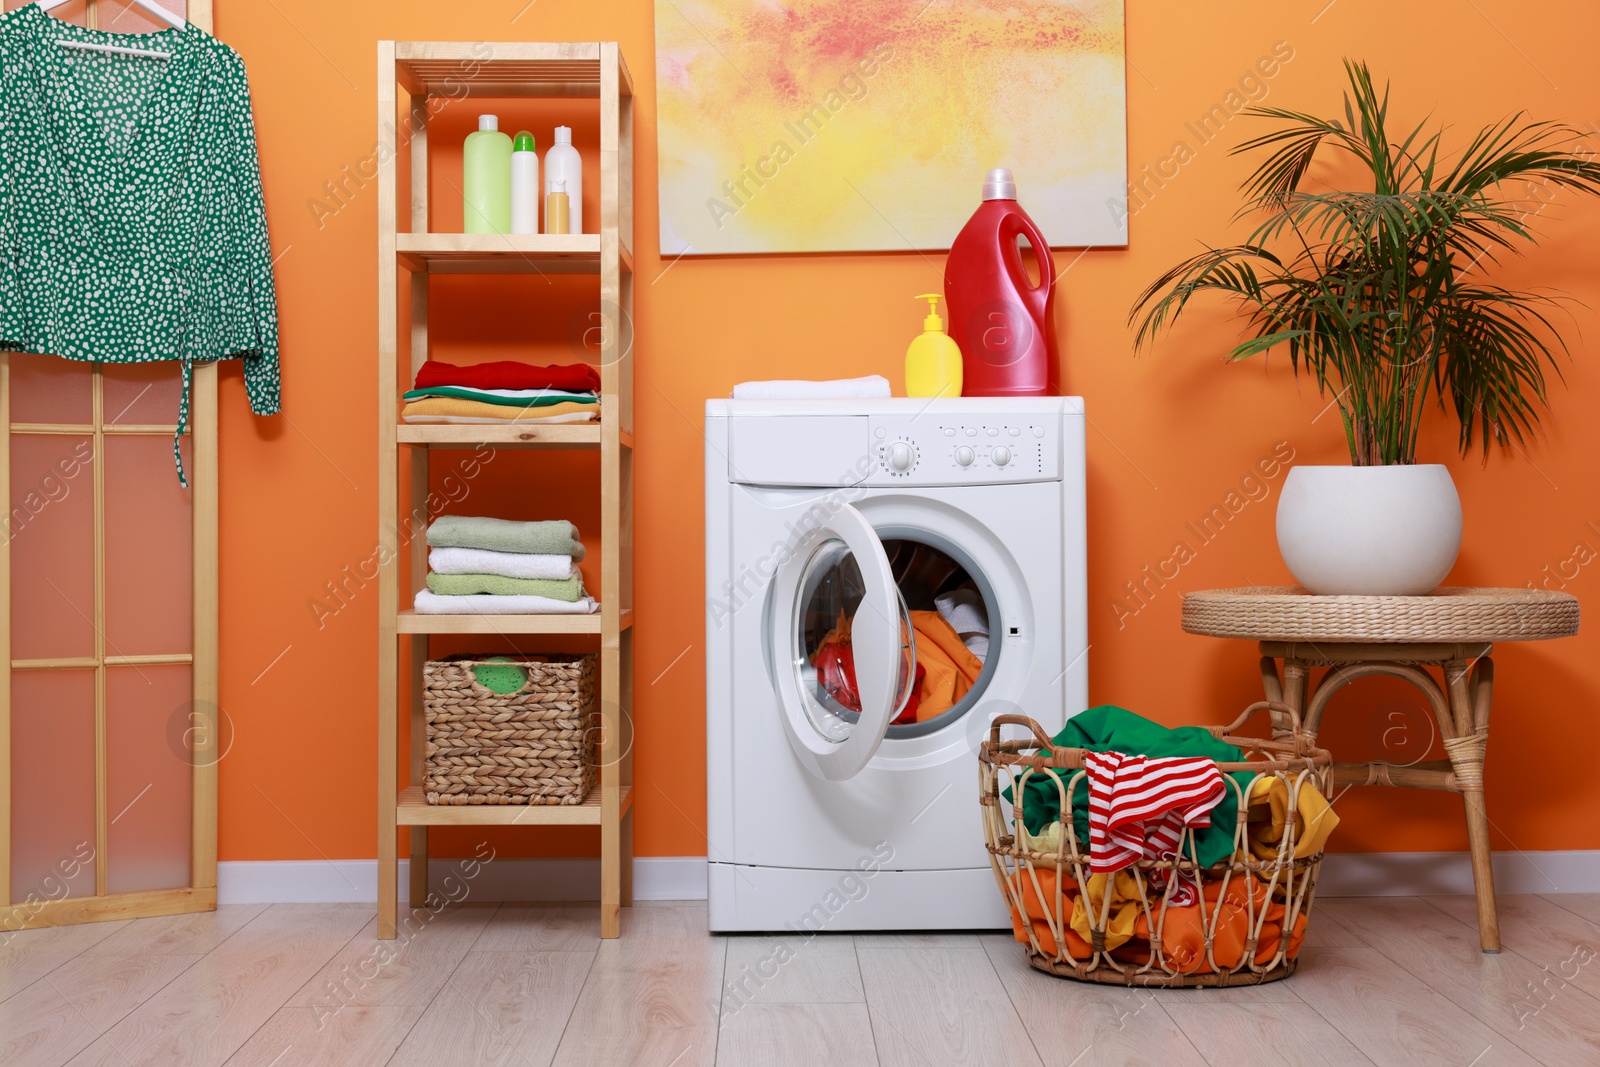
413,590,600,614
731,375,892,399
428,547,579,581
935,588,990,661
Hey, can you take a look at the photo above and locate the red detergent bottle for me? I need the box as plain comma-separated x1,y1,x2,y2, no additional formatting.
943,168,1058,396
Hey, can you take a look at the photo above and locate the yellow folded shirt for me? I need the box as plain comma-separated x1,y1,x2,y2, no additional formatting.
401,397,598,422
1245,775,1339,860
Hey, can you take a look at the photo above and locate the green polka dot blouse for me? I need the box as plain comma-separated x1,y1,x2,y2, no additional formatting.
0,4,280,482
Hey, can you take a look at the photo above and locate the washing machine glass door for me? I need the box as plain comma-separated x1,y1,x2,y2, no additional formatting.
771,502,916,781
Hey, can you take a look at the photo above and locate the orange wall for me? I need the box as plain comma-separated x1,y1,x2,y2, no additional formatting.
213,0,1600,865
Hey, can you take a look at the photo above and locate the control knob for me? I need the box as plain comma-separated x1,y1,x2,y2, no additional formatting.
991,445,1012,467
954,445,975,467
887,441,915,472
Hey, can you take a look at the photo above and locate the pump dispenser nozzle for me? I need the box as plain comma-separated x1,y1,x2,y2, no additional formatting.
915,293,946,332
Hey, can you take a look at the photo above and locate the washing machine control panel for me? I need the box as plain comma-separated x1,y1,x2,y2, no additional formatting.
869,416,1060,484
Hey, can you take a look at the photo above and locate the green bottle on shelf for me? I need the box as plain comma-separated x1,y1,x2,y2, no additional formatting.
464,114,512,234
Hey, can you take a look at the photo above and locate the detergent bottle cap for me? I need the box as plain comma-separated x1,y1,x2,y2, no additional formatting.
554,125,573,145
513,130,536,153
982,167,1016,201
478,114,499,132
915,293,946,332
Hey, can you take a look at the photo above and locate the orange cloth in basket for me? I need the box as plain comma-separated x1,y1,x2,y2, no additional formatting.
1007,867,1312,973
1006,868,1096,960
1120,875,1309,974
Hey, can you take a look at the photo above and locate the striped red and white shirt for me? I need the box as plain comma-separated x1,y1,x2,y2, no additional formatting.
1083,751,1226,901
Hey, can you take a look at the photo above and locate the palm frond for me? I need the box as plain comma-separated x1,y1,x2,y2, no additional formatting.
1129,58,1598,464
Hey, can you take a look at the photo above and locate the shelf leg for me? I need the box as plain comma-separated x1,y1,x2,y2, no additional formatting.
620,807,634,908
408,827,429,909
602,814,622,938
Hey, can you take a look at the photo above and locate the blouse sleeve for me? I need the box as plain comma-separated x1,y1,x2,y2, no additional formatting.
221,54,281,416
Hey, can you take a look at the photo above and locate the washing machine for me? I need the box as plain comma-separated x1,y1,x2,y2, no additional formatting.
704,397,1088,931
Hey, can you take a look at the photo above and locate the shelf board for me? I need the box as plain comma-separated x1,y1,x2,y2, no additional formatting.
395,42,614,99
396,608,632,635
396,423,631,449
396,233,632,275
397,784,632,826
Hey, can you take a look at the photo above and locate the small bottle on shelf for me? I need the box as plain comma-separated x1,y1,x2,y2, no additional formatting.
510,130,539,235
544,125,582,235
546,179,571,235
463,114,512,234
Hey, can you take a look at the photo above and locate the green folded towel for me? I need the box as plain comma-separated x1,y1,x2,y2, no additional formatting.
425,572,584,600
401,386,599,408
426,516,585,558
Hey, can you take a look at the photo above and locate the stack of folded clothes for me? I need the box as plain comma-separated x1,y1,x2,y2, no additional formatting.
402,360,600,424
415,516,599,614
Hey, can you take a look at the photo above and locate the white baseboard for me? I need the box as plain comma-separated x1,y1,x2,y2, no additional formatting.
216,851,1600,906
1315,850,1600,897
217,857,707,905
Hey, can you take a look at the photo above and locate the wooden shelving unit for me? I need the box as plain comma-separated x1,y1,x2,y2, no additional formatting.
375,41,635,939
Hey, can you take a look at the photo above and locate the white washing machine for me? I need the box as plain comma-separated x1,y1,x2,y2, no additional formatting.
704,398,1088,931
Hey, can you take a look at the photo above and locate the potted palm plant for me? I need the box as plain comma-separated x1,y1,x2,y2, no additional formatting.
1130,61,1600,595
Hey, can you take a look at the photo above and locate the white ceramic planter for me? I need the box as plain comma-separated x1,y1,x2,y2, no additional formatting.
1275,464,1462,596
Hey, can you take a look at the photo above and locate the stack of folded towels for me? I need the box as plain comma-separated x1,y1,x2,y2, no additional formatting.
415,516,599,614
402,360,601,425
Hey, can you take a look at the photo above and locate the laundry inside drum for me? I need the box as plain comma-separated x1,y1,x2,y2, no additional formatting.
798,537,995,739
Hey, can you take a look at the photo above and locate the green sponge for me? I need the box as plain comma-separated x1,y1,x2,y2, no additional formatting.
471,655,528,695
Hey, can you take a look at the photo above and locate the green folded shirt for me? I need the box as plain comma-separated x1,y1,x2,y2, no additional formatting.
425,572,583,601
426,516,584,557
402,386,598,408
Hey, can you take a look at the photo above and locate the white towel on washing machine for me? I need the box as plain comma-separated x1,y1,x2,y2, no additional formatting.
731,375,891,399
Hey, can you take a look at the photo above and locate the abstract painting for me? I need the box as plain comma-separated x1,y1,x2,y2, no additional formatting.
654,0,1128,255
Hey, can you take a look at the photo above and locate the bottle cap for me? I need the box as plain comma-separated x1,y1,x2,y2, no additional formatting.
478,115,499,132
554,126,573,145
915,293,945,332
514,130,536,152
982,167,1016,201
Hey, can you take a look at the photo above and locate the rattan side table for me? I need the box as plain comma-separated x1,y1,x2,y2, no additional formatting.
1182,586,1580,953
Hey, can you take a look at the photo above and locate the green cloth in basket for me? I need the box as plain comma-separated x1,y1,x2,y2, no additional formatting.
1002,705,1254,871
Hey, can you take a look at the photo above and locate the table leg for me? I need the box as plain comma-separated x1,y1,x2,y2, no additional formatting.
1445,659,1499,954
1282,658,1310,738
1259,656,1288,737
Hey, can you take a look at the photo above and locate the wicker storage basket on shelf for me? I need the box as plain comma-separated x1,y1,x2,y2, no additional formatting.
423,654,598,806
980,702,1333,987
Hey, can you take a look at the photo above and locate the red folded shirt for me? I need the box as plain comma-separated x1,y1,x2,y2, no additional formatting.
413,360,600,393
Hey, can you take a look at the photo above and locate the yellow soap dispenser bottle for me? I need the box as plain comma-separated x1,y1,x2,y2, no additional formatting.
904,293,964,398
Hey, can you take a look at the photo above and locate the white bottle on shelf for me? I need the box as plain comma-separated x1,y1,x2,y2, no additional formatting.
544,125,582,235
510,130,539,235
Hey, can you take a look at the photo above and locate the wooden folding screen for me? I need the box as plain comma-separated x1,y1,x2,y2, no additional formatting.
1,0,219,932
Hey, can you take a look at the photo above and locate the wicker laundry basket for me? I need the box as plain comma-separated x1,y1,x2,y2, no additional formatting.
980,702,1333,987
423,654,598,805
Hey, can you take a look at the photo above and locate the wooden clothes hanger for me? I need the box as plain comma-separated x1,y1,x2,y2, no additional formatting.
36,0,187,60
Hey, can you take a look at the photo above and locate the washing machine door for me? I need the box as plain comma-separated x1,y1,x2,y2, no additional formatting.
771,502,916,781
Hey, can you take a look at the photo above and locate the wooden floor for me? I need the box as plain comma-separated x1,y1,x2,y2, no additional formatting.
1,894,1597,1065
